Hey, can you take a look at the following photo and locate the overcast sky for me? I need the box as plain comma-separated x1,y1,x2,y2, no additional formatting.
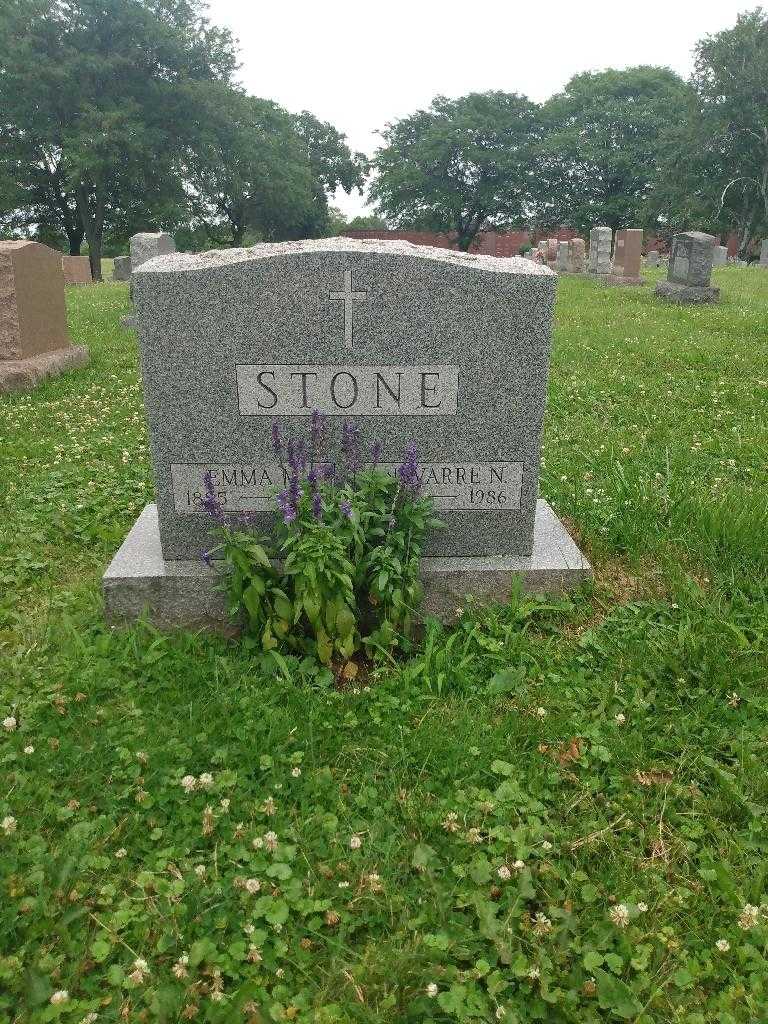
207,0,751,218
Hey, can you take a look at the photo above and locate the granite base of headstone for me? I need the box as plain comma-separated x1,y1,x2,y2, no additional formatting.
62,255,93,286
113,256,132,281
0,240,89,394
646,250,659,267
102,238,591,630
605,228,645,286
655,231,719,304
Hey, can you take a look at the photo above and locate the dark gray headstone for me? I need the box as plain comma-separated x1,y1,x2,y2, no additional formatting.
656,231,719,304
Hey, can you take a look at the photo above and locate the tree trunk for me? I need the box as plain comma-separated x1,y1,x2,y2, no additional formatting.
76,179,105,282
66,226,85,256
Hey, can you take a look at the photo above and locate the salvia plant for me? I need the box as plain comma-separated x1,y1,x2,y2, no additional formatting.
202,411,441,667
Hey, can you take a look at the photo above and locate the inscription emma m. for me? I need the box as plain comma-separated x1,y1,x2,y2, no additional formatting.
236,364,459,416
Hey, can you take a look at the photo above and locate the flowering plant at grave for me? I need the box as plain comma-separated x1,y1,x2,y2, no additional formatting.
201,410,441,667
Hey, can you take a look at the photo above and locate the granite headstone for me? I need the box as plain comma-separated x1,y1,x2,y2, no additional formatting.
759,240,768,267
646,250,659,267
103,238,590,628
0,241,89,393
61,255,92,286
606,228,644,285
655,231,719,304
129,232,176,270
568,238,585,273
588,227,612,275
712,245,728,267
555,241,569,272
113,256,132,281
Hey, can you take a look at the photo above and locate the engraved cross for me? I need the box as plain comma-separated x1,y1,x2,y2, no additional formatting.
328,270,366,349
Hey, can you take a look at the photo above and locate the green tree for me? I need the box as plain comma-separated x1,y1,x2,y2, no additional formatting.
539,67,693,234
0,0,236,279
692,8,768,255
346,214,389,231
293,112,367,237
370,91,542,251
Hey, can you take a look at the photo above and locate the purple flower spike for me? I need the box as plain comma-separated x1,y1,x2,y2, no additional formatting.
340,499,353,519
396,441,422,495
341,419,362,475
311,408,326,449
201,469,226,524
312,491,323,519
323,462,336,482
307,466,319,490
283,506,297,524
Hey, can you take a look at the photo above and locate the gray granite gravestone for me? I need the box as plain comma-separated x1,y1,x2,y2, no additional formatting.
646,250,659,267
568,238,585,273
655,231,719,304
113,255,132,281
712,245,728,267
555,241,569,272
103,238,590,629
759,240,768,267
129,232,176,270
588,227,612,275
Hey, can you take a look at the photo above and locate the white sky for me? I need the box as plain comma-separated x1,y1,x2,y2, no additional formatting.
207,0,750,218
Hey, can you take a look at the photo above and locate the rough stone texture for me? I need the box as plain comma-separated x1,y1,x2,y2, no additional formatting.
588,227,612,274
610,228,643,282
103,501,591,631
567,238,585,273
0,241,72,360
654,280,720,304
712,245,728,267
760,239,768,267
61,255,92,285
546,238,558,266
131,238,558,564
129,232,176,271
0,345,89,394
537,240,548,262
113,256,132,281
667,231,716,287
555,241,569,271
646,251,659,267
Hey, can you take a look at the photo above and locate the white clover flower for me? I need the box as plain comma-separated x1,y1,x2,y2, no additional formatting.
610,904,630,928
426,982,438,997
180,775,197,793
338,881,350,889
198,772,214,790
115,848,127,859
247,944,262,962
497,865,511,881
243,923,255,935
24,745,34,755
615,712,626,725
533,913,552,936
496,1008,506,1020
350,834,362,850
528,966,540,980
3,716,17,732
716,938,730,951
275,967,284,978
219,798,230,811
264,830,278,852
50,990,69,1005
194,863,206,878
2,815,17,835
535,707,547,718
442,811,460,833
727,692,741,707
245,877,261,894
211,990,225,1002
513,859,526,870
172,954,189,979
637,901,648,913
263,797,276,815
739,904,760,930
80,1013,99,1024
291,767,301,777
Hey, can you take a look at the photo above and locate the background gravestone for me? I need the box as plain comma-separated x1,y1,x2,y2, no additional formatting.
646,250,659,267
129,232,176,270
113,256,132,281
606,228,644,285
568,238,585,273
588,227,612,274
546,238,558,267
712,245,728,267
0,241,89,393
759,240,768,267
555,241,569,272
655,231,719,304
103,238,591,629
61,255,92,285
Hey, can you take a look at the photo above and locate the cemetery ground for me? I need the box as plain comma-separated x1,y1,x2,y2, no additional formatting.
1,268,767,1024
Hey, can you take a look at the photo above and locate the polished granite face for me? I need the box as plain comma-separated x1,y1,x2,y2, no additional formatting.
133,238,557,559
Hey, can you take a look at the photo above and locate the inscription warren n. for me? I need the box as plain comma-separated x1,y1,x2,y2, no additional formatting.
237,364,459,416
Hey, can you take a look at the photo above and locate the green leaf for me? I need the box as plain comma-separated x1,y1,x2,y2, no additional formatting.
594,967,642,1019
90,938,111,962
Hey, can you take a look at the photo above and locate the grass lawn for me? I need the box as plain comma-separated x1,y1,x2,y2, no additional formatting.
1,267,767,1023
